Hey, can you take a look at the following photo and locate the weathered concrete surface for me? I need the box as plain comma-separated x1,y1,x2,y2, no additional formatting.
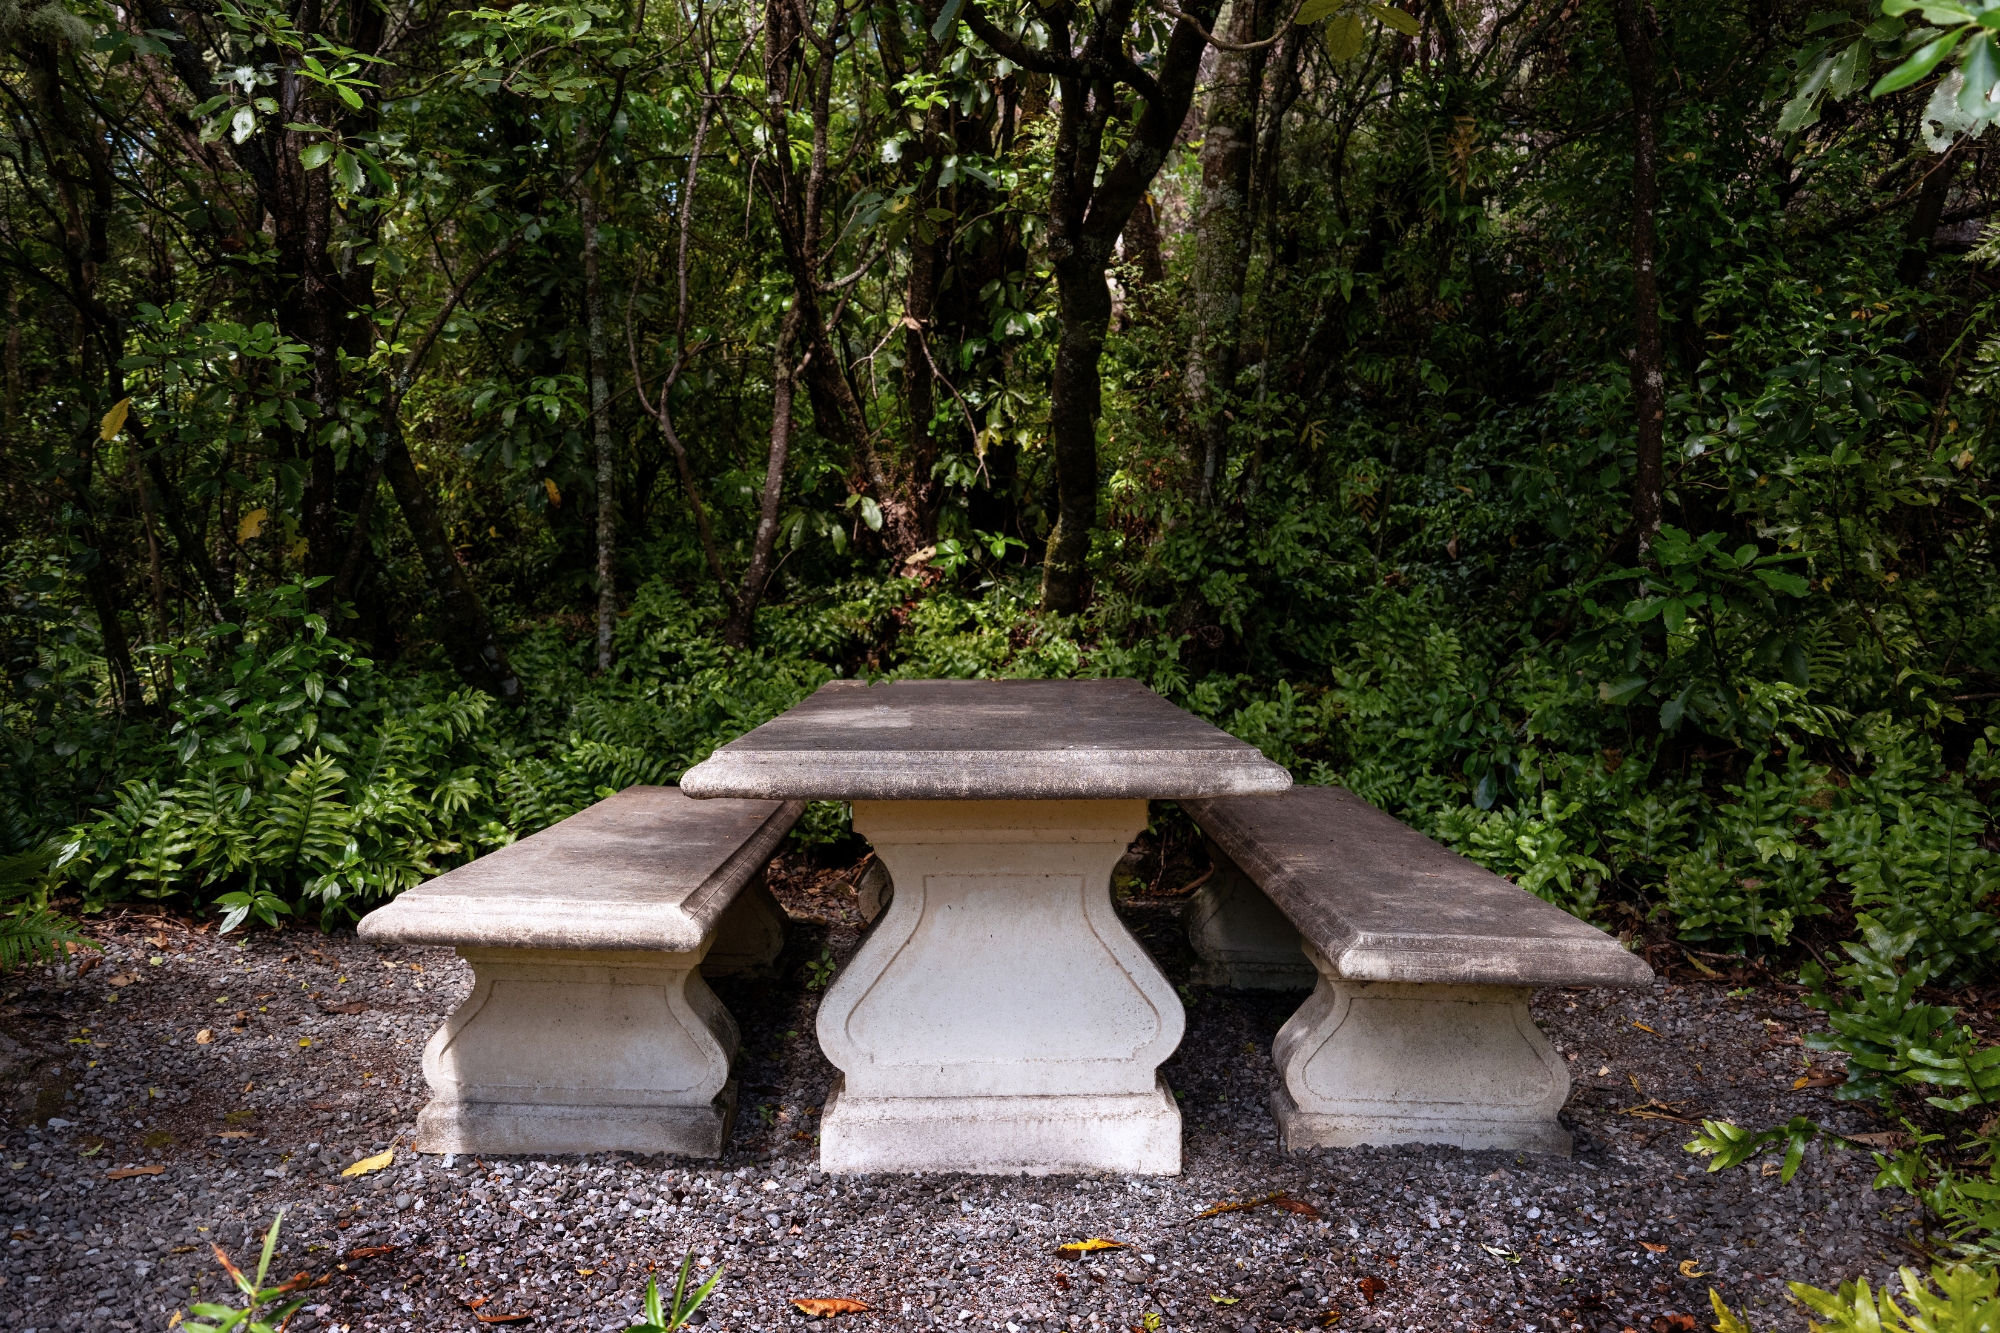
1181,839,1317,991
358,787,801,1156
816,799,1185,1174
1182,788,1651,988
1269,945,1572,1156
416,946,739,1156
1185,787,1647,1155
678,679,1293,801
358,787,804,953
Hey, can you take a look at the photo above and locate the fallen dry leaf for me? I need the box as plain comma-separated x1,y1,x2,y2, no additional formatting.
1678,1259,1709,1278
194,1029,214,1045
1651,1315,1697,1333
320,1000,367,1016
1052,1273,1072,1293
105,973,138,988
1318,1313,1343,1328
1272,1196,1321,1219
105,1166,165,1179
217,1131,251,1140
1632,1022,1658,1034
575,1269,595,1277
342,1148,395,1178
1190,1190,1292,1220
1057,1238,1126,1259
1357,1275,1388,1305
347,1245,396,1260
465,1297,489,1311
1208,1295,1239,1306
1843,1130,1904,1149
473,1313,532,1325
1639,1241,1667,1254
1794,1072,1846,1090
790,1298,870,1317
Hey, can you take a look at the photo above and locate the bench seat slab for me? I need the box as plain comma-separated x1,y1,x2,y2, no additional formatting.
1269,944,1571,1156
416,947,739,1157
816,800,1185,1175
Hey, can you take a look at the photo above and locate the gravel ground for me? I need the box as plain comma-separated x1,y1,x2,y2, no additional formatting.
1,891,1915,1333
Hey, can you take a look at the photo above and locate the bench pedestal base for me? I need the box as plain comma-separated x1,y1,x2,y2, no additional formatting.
1183,844,1316,990
416,1086,738,1156
818,1074,1180,1175
700,874,787,979
415,946,739,1157
817,800,1185,1176
1270,949,1571,1156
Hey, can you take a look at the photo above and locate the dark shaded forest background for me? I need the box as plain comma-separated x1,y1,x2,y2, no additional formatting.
13,0,2000,1249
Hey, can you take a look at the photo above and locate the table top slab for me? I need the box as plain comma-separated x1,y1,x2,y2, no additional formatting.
1185,787,1652,989
678,679,1293,801
357,786,803,952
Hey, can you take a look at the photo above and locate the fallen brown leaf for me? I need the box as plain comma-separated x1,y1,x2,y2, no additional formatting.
218,1131,251,1140
320,1001,367,1016
465,1297,489,1311
1318,1313,1343,1328
790,1298,870,1317
194,1029,214,1045
347,1245,396,1260
473,1313,532,1325
1651,1316,1697,1333
1272,1196,1321,1219
105,973,138,988
1057,1238,1126,1259
1356,1275,1388,1305
1640,1241,1667,1254
1843,1130,1904,1149
105,1166,165,1179
1052,1273,1071,1292
1793,1072,1846,1090
1190,1190,1288,1220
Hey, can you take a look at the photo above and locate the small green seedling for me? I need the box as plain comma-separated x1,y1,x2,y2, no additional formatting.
182,1213,308,1333
625,1249,724,1333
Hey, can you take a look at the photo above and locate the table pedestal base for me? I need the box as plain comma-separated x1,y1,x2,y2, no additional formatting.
816,800,1185,1175
1269,945,1570,1156
819,1074,1181,1175
415,946,738,1157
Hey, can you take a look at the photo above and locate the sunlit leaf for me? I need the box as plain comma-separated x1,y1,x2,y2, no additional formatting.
790,1298,870,1317
340,1147,393,1178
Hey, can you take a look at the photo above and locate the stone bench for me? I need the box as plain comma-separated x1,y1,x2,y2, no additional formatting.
1181,787,1651,1156
356,786,802,1157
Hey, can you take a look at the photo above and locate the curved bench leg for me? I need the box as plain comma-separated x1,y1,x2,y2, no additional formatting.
1270,943,1572,1156
700,872,787,979
416,946,739,1157
1182,842,1318,990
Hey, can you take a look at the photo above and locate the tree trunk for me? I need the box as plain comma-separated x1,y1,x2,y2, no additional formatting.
379,421,523,701
1897,151,1962,287
581,174,618,673
1186,0,1268,506
1027,2,1221,614
1121,194,1167,288
724,308,801,648
1611,0,1664,563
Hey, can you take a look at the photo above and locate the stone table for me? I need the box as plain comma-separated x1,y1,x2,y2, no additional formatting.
678,678,1291,1174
